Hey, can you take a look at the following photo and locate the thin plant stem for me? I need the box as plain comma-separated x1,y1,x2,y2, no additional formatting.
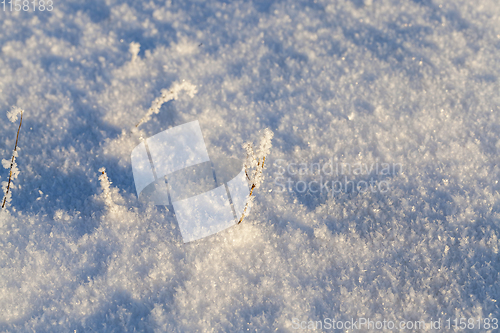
238,156,266,224
2,111,23,209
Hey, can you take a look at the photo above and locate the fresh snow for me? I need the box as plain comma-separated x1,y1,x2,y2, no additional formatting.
1,0,500,332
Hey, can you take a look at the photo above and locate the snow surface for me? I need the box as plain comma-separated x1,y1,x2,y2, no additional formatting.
1,0,500,331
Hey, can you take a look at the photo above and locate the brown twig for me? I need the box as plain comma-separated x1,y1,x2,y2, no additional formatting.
2,111,23,209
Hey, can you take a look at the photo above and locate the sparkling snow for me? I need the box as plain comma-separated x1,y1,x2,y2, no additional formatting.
0,0,499,331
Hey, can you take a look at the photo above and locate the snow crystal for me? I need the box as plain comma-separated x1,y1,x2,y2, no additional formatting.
1,159,11,169
6,107,22,123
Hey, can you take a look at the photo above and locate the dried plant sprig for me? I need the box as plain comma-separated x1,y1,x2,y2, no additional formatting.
2,108,23,209
98,167,114,210
238,128,274,224
135,81,197,128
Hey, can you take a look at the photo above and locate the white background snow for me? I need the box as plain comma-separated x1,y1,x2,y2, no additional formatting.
1,0,500,331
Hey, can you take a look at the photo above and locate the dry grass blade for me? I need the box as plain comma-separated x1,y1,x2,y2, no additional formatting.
238,128,273,224
238,156,266,224
2,110,23,209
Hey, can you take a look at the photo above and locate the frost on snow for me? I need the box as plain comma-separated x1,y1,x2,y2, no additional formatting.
6,106,22,123
1,0,500,331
